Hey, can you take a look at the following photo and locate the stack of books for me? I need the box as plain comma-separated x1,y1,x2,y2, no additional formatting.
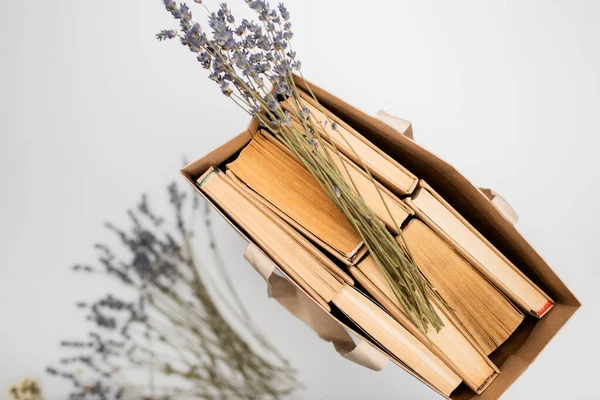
194,88,554,397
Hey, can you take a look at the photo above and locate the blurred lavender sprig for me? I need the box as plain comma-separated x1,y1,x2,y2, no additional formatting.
47,183,298,400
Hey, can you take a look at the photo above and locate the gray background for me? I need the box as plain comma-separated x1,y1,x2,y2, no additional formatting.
1,0,599,398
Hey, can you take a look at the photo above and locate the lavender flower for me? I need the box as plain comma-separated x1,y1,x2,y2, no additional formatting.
272,31,288,50
281,110,292,126
219,3,235,24
299,106,310,119
155,29,178,41
197,51,211,69
220,80,233,96
158,0,300,116
163,0,177,12
267,99,278,111
278,3,290,20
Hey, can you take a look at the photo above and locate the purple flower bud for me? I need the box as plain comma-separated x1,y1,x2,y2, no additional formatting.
197,52,211,69
163,0,177,12
278,3,290,20
299,106,310,119
281,110,292,126
155,29,178,41
220,81,233,96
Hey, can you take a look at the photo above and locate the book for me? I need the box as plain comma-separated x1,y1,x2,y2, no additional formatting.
227,133,365,264
281,91,418,196
353,258,499,393
261,130,413,234
197,168,462,397
400,219,524,355
405,181,554,318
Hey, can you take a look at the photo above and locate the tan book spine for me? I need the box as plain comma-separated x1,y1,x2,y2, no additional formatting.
281,91,418,196
332,285,462,396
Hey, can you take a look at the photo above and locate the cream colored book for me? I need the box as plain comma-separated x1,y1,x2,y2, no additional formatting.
353,258,499,393
281,91,418,196
405,181,554,318
400,219,524,355
262,130,413,234
197,168,462,397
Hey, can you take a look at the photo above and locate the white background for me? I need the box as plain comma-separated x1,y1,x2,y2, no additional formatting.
2,0,599,398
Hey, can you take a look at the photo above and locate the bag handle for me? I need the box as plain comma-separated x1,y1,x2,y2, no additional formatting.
243,111,518,371
244,243,389,371
375,110,519,224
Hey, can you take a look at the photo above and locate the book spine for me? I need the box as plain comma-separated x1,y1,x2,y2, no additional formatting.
332,285,462,397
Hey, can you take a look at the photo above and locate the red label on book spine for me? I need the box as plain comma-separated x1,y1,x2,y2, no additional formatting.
537,300,553,316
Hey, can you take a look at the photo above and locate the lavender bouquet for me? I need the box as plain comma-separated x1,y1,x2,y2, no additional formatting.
158,0,446,333
47,183,298,400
